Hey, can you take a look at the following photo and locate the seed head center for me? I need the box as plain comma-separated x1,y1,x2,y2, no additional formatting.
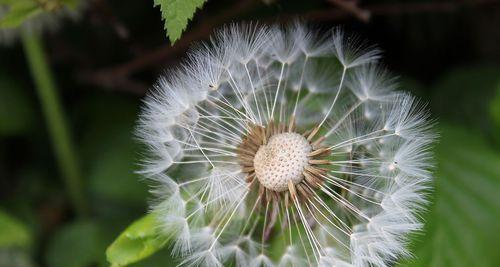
253,132,311,192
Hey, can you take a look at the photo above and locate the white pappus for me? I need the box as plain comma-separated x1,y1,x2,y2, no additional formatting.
137,22,436,267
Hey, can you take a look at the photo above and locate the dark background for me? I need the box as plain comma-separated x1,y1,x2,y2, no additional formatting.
1,0,499,266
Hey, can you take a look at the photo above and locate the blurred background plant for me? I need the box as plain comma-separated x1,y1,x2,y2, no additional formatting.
0,0,499,266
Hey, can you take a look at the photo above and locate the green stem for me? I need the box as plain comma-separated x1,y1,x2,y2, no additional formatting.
21,29,87,216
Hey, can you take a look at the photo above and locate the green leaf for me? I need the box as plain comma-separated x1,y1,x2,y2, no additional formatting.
0,1,41,29
154,0,207,43
46,221,107,267
106,214,167,267
399,125,500,267
0,209,31,248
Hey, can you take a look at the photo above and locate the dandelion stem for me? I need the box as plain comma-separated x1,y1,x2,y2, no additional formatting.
21,30,87,217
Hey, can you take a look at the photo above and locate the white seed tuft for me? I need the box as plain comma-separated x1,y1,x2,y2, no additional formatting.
137,21,436,267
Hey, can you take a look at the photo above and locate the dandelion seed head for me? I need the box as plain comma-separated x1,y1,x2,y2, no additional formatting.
137,21,436,267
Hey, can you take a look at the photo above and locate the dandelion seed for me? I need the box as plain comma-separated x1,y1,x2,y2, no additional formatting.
137,22,436,267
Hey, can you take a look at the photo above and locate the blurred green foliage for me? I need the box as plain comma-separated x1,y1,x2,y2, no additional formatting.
0,0,79,29
0,0,41,29
46,221,106,267
77,94,148,205
0,209,31,248
432,67,500,134
0,210,33,267
491,83,500,144
0,71,34,136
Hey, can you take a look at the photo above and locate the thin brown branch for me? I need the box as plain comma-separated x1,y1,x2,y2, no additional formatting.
328,0,371,22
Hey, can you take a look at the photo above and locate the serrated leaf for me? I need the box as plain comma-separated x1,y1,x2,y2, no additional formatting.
0,1,41,29
154,0,207,43
0,209,31,248
399,125,500,267
106,214,167,267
